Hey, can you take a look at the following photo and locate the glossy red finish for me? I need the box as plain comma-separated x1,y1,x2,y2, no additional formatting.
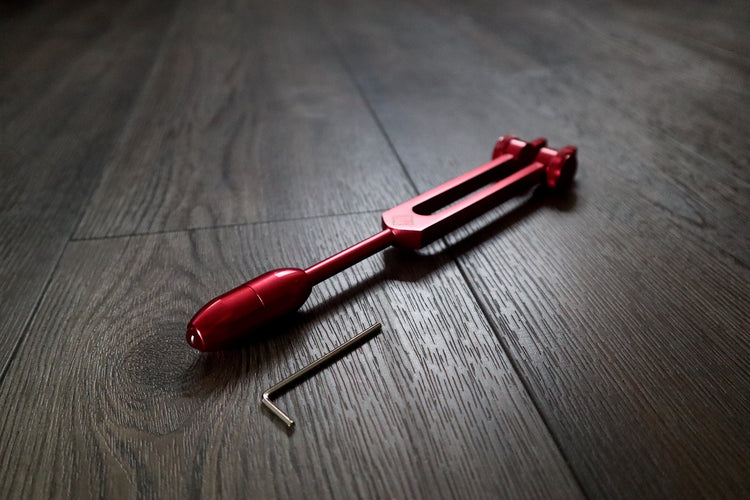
305,229,395,285
187,268,312,351
187,135,577,351
539,144,577,190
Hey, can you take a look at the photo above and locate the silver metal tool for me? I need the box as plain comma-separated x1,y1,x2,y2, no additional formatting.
261,322,382,428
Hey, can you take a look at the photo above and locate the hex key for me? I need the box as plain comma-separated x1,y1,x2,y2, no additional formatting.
261,323,382,428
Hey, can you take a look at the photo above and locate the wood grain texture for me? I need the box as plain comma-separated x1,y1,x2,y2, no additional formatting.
3,0,749,497
0,0,178,373
434,0,750,264
0,214,581,499
322,0,749,266
603,0,750,64
0,0,129,122
320,0,750,496
73,0,415,239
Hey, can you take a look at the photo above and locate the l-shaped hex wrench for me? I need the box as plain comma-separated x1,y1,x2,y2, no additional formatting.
262,323,382,428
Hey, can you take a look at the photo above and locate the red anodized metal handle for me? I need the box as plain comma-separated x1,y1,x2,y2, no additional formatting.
187,136,577,351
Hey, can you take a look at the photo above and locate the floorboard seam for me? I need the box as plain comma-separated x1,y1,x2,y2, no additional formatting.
0,240,70,386
0,0,184,385
70,209,387,242
450,254,590,499
323,27,420,197
69,0,183,241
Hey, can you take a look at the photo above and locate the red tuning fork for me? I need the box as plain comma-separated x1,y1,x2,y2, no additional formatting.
187,136,577,351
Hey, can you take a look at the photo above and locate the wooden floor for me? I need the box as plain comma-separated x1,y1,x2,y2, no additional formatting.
1,0,748,498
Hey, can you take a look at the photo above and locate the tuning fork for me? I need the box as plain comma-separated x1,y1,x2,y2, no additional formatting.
187,135,577,351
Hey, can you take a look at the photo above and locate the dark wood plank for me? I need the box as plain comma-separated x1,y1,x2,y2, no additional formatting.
0,0,179,372
0,0,130,122
605,0,750,64
73,0,415,239
322,0,749,266
0,214,582,499
319,0,750,497
450,204,750,498
427,0,750,204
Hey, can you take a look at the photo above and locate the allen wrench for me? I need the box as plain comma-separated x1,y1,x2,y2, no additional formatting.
261,323,382,428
